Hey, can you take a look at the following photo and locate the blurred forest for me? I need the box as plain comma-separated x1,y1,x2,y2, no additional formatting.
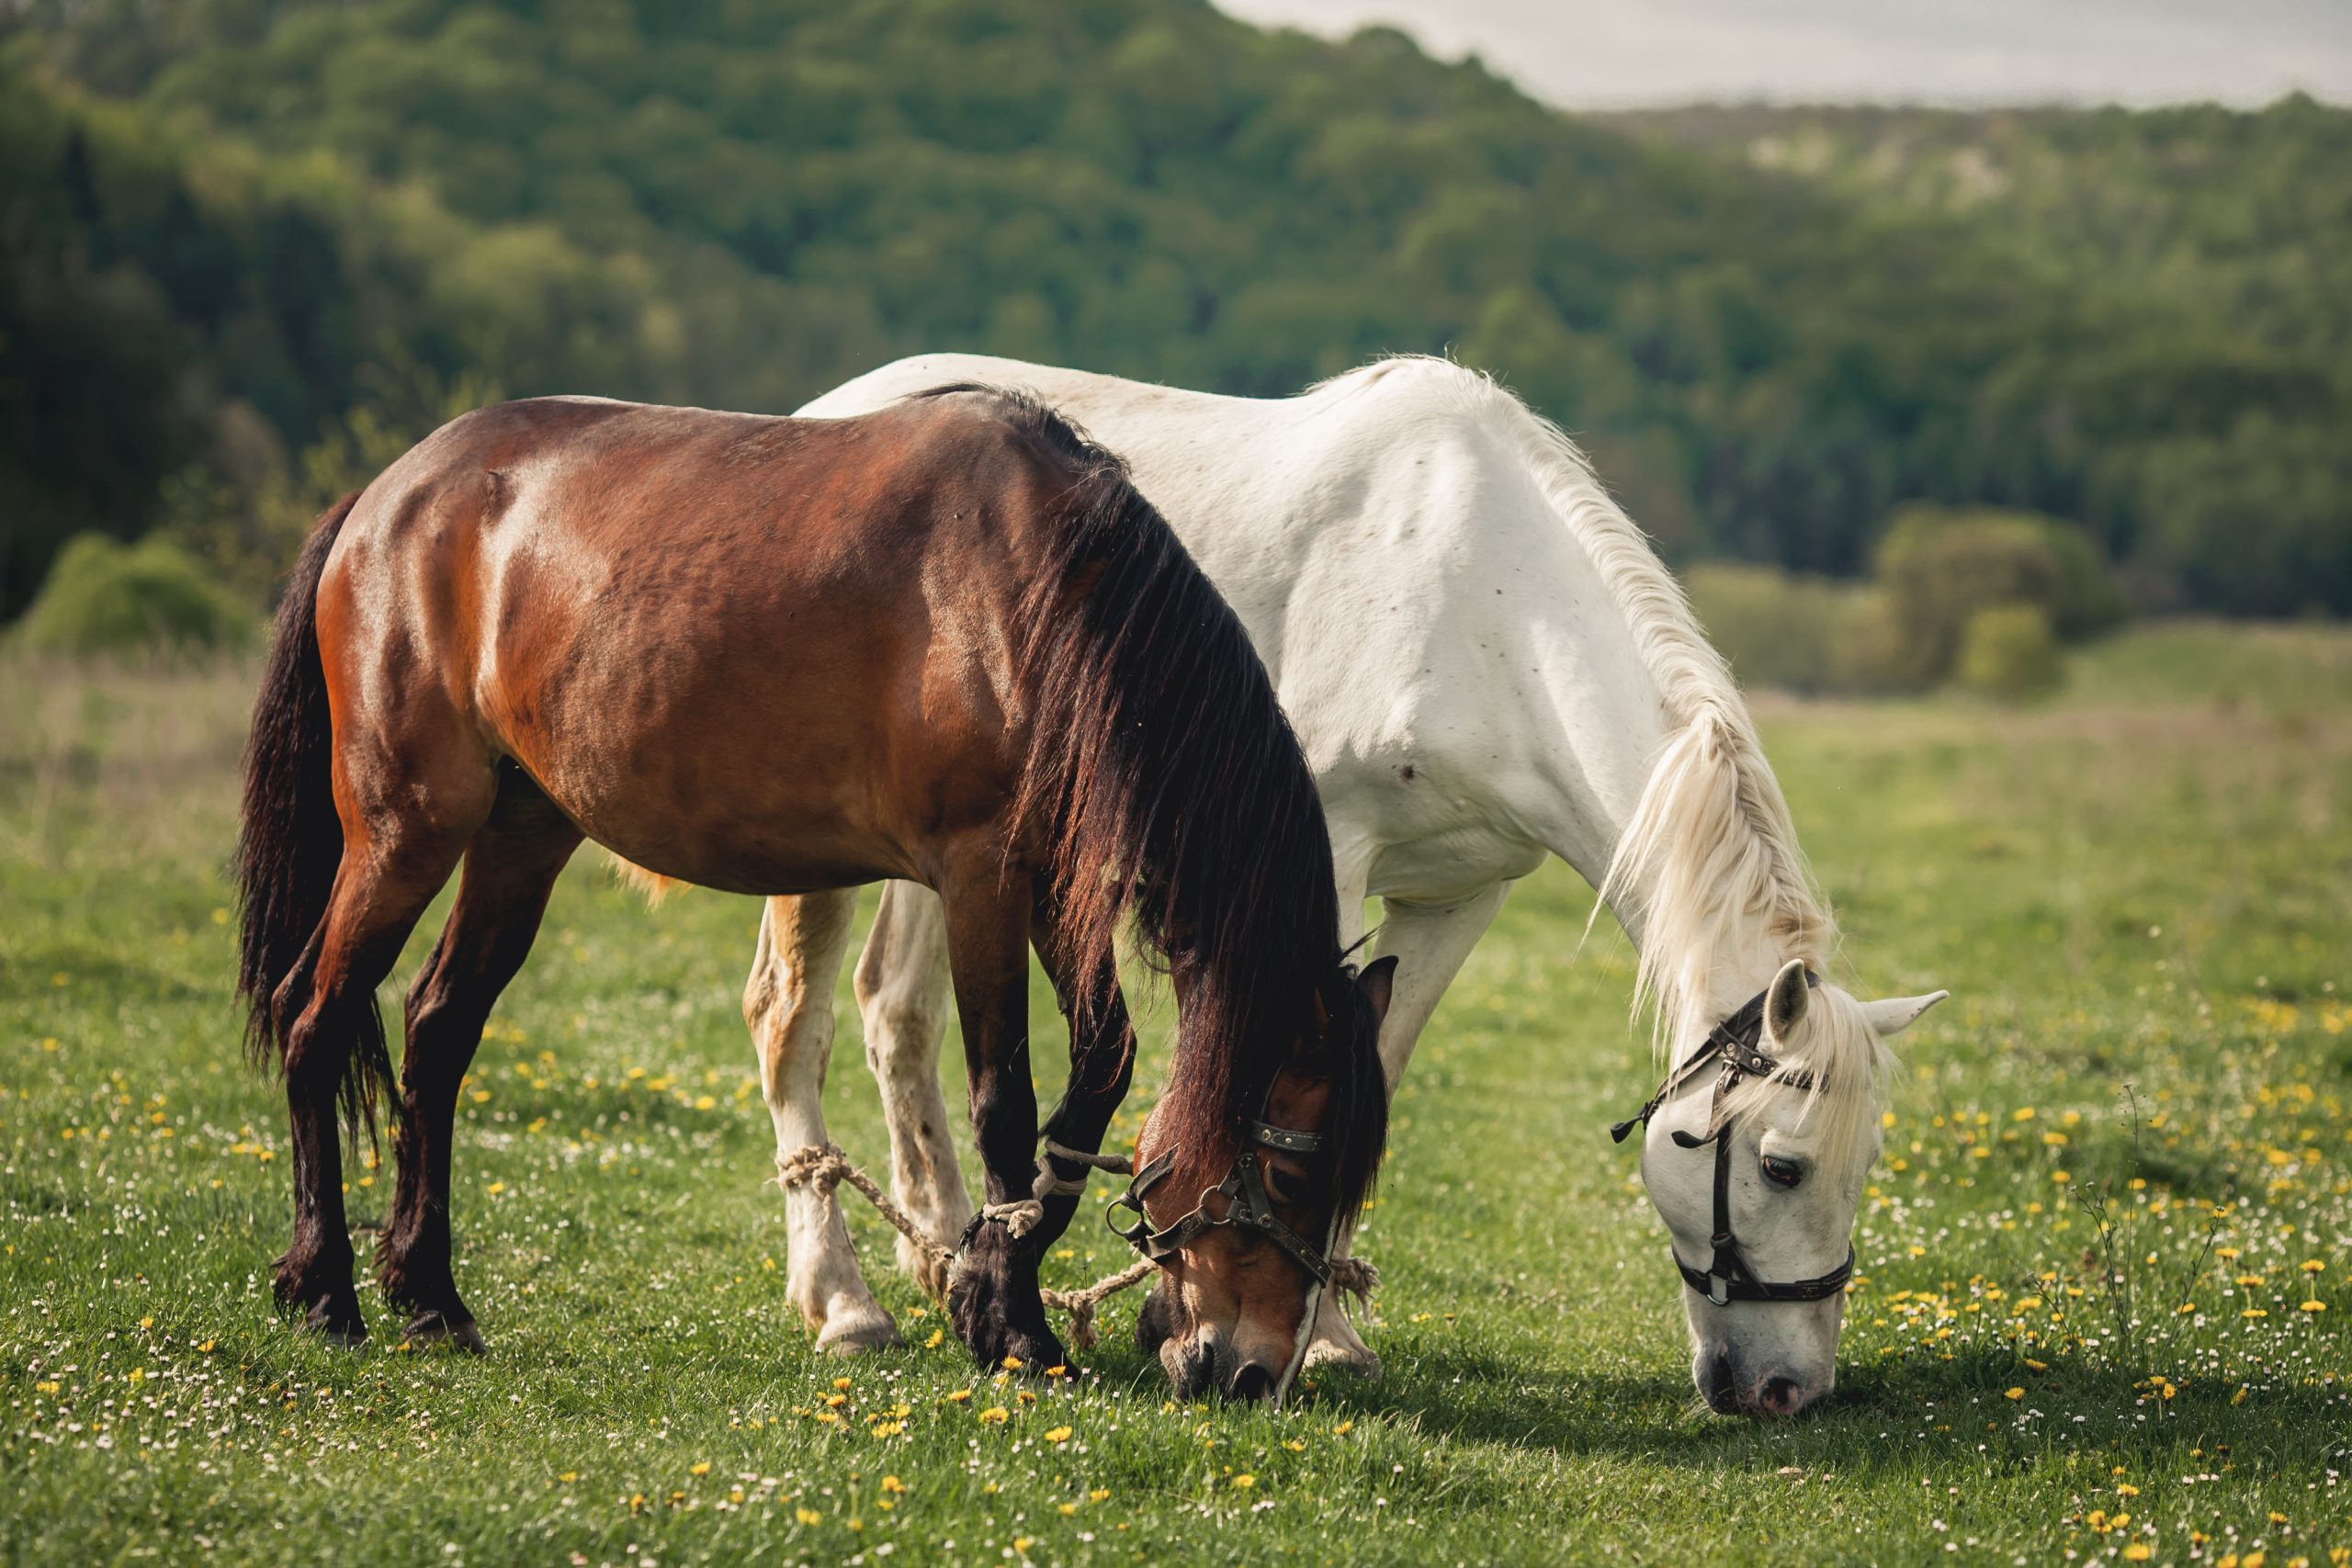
3,0,2347,620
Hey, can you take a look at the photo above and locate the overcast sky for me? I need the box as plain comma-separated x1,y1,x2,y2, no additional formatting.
1216,0,2352,108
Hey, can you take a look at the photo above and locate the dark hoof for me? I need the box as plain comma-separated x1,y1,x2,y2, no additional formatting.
296,1290,369,1347
276,1254,368,1346
947,1224,1066,1373
403,1310,487,1355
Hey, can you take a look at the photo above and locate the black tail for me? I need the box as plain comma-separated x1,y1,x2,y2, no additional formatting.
233,493,391,1137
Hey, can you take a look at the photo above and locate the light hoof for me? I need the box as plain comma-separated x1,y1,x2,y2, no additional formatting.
814,1303,904,1356
403,1310,487,1355
818,1297,908,1363
1304,1335,1383,1381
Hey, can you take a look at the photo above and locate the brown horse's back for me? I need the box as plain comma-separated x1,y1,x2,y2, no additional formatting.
315,393,1055,896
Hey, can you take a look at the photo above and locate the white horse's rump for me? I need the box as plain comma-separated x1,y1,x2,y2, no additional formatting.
749,354,1944,1411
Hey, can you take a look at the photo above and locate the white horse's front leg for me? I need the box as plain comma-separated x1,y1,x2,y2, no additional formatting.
1306,879,1512,1379
748,891,901,1355
854,880,969,1303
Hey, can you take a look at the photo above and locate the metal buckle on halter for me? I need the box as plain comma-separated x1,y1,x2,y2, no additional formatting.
1104,1151,1178,1251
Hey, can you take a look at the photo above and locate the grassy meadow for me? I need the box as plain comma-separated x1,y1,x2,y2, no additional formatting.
3,624,2349,1565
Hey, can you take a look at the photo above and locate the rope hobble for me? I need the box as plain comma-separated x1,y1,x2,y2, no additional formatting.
774,1141,1381,1354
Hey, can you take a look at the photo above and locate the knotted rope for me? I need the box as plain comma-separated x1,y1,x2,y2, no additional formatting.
775,1141,1380,1351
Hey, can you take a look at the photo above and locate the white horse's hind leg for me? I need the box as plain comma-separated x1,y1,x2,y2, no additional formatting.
1306,880,1512,1378
748,891,901,1355
854,880,968,1302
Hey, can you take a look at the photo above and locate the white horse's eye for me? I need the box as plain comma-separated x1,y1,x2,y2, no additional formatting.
1759,1155,1805,1189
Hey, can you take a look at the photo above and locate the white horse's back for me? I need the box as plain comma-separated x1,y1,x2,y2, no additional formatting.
804,353,1663,900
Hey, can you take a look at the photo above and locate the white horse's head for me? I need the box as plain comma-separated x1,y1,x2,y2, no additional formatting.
1638,959,1945,1417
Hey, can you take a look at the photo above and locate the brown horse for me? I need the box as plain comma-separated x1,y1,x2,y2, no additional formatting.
232,387,1391,1393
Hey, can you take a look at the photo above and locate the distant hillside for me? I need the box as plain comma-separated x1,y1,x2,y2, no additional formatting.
4,1,2346,615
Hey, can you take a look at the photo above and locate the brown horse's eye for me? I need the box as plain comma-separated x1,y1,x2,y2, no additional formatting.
1760,1155,1804,1190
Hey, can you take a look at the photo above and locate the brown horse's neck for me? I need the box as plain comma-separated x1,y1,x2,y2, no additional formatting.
924,387,1378,1213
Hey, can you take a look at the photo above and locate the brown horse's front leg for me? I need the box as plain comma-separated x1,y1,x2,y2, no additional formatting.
938,858,1065,1373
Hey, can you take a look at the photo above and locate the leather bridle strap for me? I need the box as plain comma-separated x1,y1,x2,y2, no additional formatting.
1103,1104,1335,1287
1611,971,1854,1308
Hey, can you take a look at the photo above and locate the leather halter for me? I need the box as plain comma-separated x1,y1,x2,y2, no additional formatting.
1611,972,1856,1308
1103,1078,1337,1286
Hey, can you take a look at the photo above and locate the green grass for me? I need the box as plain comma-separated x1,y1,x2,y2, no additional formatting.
4,624,2349,1565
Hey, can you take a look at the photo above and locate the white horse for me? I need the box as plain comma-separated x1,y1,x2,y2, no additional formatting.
726,353,1946,1416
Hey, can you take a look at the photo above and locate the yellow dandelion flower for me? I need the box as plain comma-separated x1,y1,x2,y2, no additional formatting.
486,1181,506,1195
978,1406,1010,1425
881,1476,905,1494
834,1376,853,1390
1046,1364,1068,1377
1231,1473,1255,1489
946,1389,972,1403
1001,1356,1023,1371
2023,1358,2048,1371
1090,1487,1110,1502
2123,1547,2152,1562
1331,1420,1354,1435
926,1328,944,1348
2004,1387,2024,1400
871,1421,904,1438
795,1506,821,1525
2243,1307,2269,1319
2301,1299,2327,1313
2301,1259,2327,1273
690,1461,711,1476
2050,1170,2070,1184
1058,1503,1078,1516
1045,1426,1073,1443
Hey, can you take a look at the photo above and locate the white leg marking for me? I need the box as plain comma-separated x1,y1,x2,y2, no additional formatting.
854,880,968,1300
748,891,901,1355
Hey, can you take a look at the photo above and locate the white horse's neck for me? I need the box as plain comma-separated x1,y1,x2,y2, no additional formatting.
1478,389,1837,1060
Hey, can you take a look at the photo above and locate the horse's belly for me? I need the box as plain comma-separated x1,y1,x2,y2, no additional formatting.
1363,830,1545,904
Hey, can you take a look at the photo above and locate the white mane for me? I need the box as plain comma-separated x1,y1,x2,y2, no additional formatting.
1346,357,1890,1156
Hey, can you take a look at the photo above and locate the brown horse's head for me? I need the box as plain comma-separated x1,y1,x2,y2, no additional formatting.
1131,958,1393,1403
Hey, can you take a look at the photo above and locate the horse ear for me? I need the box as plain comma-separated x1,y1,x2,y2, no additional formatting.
1356,955,1399,1027
1763,957,1812,1040
1860,989,1949,1038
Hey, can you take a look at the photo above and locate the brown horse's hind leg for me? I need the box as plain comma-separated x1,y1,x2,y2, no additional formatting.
377,766,580,1352
272,805,481,1344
